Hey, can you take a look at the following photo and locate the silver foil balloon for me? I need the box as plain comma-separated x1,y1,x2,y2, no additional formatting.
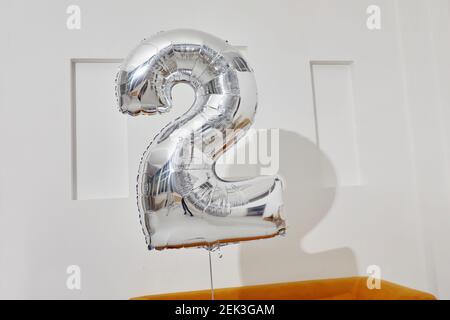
116,29,285,250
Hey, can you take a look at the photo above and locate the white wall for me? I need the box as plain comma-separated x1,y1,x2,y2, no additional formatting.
0,0,450,299
395,0,450,298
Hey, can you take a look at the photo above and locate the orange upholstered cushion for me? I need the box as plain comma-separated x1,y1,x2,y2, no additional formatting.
132,277,436,300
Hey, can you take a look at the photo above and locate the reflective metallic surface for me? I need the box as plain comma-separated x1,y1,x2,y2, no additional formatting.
116,29,285,250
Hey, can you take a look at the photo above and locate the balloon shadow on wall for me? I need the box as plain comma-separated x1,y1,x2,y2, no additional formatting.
238,130,358,285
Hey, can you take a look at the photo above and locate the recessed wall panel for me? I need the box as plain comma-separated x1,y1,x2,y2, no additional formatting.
72,59,129,200
310,61,362,187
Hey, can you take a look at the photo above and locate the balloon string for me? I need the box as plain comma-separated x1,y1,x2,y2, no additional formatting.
208,249,214,300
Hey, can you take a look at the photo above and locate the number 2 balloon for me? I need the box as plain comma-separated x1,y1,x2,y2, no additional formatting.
115,29,285,250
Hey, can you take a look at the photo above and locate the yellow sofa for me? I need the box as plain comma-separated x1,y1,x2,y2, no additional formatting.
132,277,436,300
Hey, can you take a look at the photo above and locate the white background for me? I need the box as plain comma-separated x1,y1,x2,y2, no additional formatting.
1,0,450,299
